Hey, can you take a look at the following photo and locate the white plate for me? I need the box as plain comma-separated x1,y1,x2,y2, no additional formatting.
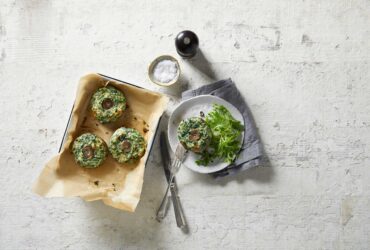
168,95,244,174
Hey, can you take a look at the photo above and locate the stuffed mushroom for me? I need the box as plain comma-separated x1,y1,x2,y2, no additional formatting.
72,133,108,168
177,117,212,153
90,86,126,123
109,127,146,163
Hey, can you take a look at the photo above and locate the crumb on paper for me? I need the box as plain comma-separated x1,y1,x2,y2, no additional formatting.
94,180,99,186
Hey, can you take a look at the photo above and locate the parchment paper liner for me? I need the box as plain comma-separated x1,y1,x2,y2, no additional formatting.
33,73,168,212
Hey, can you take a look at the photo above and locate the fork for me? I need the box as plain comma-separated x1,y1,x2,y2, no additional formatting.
156,144,187,221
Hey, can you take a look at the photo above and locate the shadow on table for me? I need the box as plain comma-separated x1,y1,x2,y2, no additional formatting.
184,49,218,81
156,74,189,98
83,179,164,247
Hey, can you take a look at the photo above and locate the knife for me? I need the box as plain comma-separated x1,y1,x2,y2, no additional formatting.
158,132,187,228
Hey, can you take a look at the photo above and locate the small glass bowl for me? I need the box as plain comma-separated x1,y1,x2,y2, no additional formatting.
148,55,181,87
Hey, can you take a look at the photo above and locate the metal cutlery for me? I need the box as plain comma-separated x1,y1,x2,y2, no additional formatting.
156,143,187,224
156,133,187,228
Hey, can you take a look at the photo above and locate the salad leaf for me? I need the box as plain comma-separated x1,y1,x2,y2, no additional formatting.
196,104,244,166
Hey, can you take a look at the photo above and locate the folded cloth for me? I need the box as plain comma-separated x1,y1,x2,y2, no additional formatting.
182,78,263,178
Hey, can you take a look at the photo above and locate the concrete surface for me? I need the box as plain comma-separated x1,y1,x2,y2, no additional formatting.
1,0,370,249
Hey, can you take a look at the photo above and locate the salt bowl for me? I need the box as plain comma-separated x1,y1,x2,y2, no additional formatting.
148,55,181,87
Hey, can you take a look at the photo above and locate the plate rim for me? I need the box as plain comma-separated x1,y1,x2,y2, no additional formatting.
168,94,245,174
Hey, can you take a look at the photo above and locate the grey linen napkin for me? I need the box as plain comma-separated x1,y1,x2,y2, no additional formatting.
182,78,263,178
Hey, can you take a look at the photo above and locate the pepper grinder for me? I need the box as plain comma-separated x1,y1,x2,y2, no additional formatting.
175,30,199,58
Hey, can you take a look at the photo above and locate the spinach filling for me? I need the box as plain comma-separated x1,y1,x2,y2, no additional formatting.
90,86,126,123
177,117,212,153
72,133,107,168
109,128,146,163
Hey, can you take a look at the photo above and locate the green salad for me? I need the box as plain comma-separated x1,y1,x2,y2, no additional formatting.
196,104,244,166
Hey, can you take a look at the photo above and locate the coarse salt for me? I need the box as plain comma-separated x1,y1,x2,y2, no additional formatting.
153,59,178,84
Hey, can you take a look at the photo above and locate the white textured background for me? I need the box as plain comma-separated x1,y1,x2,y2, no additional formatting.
1,0,369,249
